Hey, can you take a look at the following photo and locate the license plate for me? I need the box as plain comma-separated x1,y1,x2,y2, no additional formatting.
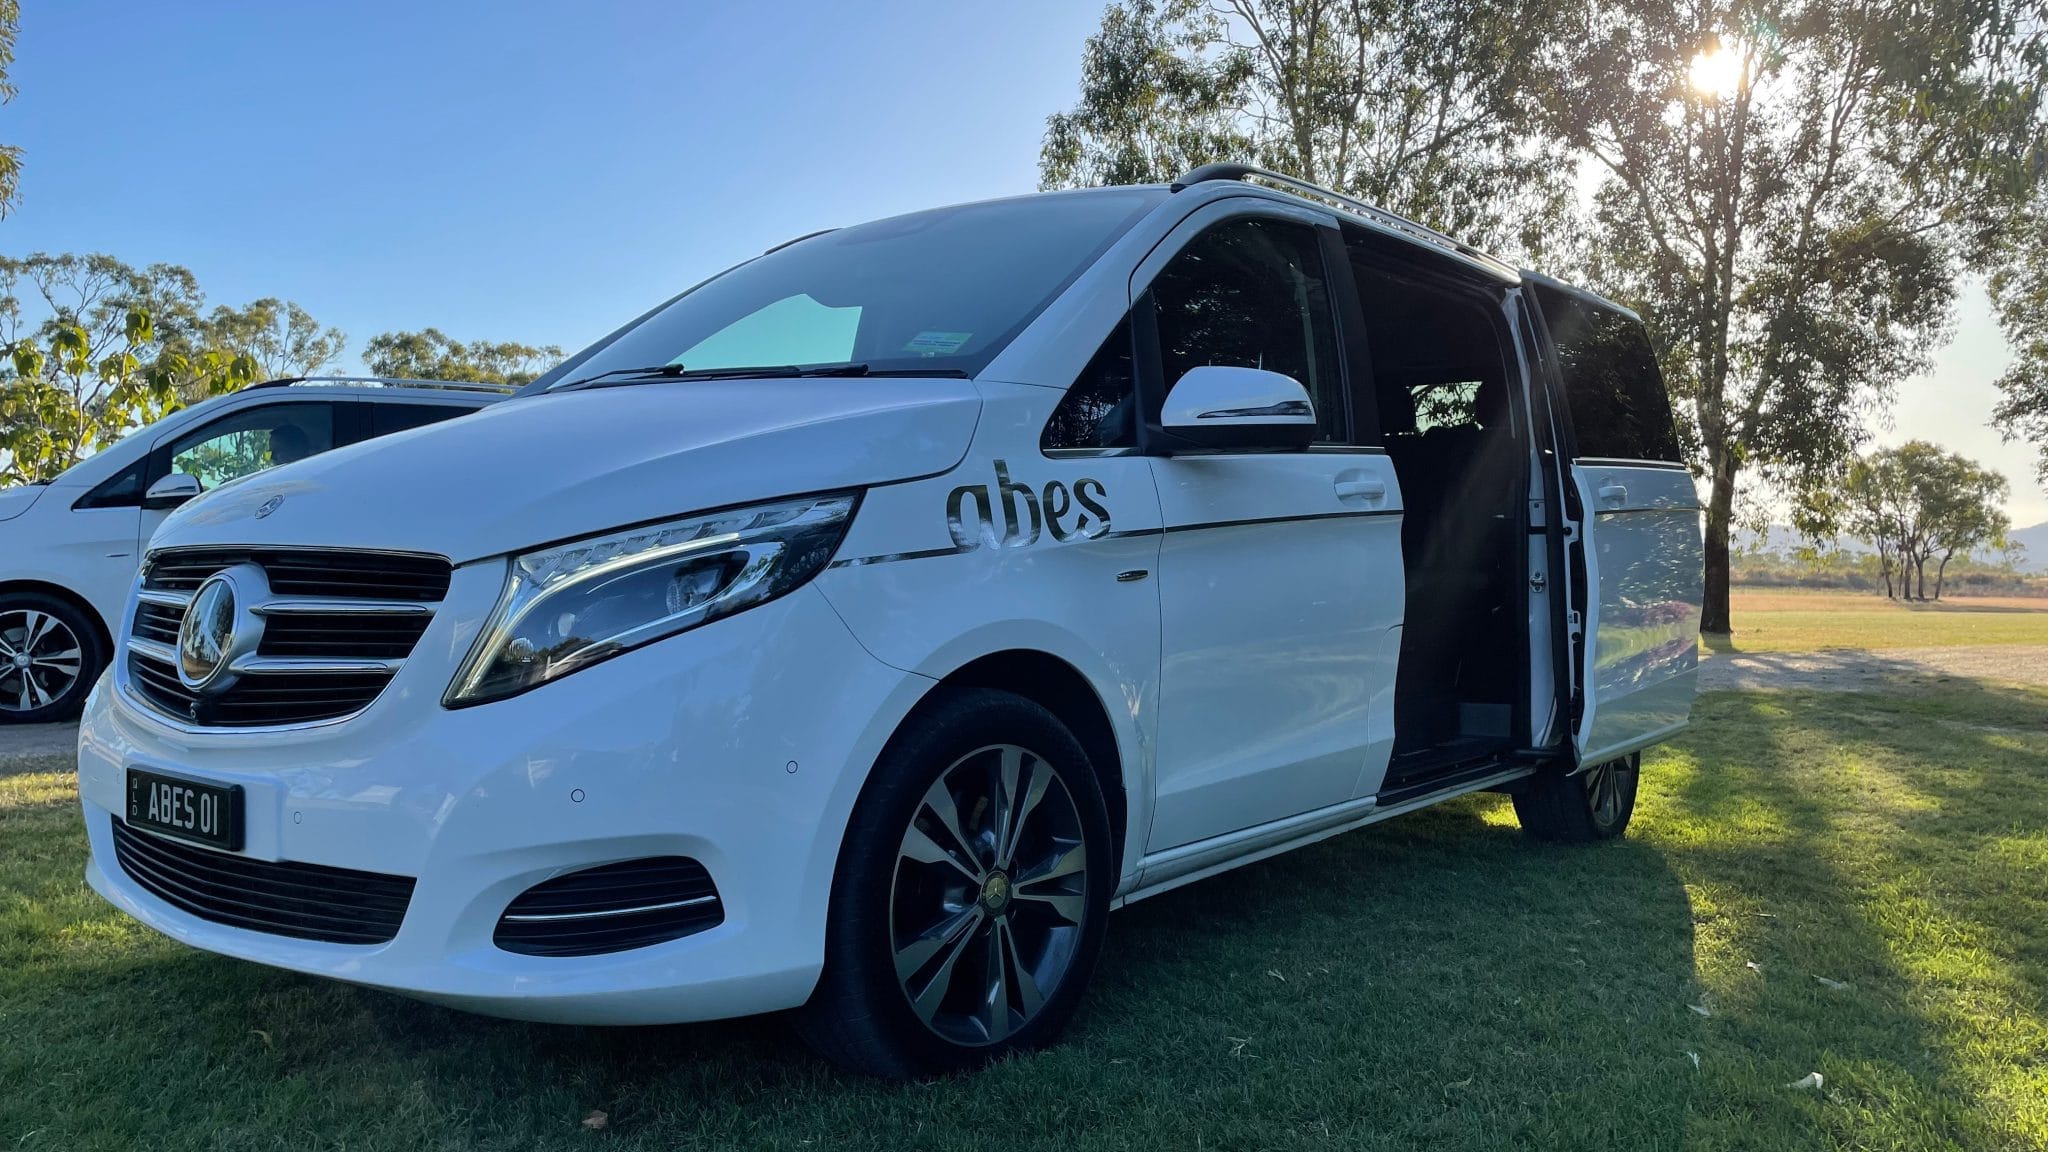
126,767,243,851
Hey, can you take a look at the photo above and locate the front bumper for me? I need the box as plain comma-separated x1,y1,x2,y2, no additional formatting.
78,583,927,1024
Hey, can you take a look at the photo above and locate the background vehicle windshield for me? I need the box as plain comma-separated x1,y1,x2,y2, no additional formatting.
543,189,1164,387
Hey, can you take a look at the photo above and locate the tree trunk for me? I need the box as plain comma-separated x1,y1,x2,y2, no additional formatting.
1935,550,1953,600
1700,448,1738,635
1876,543,1893,599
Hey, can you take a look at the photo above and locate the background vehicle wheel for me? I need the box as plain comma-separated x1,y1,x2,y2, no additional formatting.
1512,752,1640,842
797,687,1114,1079
0,593,104,724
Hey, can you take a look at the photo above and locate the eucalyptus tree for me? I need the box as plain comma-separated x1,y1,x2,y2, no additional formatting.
0,254,257,485
0,0,19,217
1554,1,2048,633
1838,442,2008,601
203,298,348,380
362,328,562,387
1039,0,1583,256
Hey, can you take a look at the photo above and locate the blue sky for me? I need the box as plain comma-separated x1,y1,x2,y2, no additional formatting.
5,0,2044,524
2,1,1104,363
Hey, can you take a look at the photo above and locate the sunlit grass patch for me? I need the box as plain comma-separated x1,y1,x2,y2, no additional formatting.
1720,587,2048,651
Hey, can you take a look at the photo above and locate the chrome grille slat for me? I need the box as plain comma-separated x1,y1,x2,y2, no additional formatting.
229,655,405,675
123,548,451,729
137,588,194,609
251,598,434,617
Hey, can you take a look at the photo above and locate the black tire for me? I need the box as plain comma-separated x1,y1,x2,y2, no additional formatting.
0,591,105,724
1513,752,1640,842
797,687,1115,1079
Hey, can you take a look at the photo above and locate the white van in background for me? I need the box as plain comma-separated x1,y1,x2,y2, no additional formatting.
76,166,1703,1078
0,378,507,722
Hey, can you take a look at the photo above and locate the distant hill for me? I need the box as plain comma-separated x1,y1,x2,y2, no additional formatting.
1735,522,2042,569
1733,524,1866,556
2010,521,2048,571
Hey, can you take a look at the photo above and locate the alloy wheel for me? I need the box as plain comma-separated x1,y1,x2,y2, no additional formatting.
889,743,1089,1046
0,609,85,715
1584,756,1629,826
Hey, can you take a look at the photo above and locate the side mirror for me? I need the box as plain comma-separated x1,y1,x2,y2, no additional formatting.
142,473,202,511
1158,365,1316,453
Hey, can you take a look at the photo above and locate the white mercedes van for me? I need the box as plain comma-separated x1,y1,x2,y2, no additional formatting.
0,377,506,723
76,165,1703,1078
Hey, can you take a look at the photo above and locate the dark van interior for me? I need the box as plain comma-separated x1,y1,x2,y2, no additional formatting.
1347,244,1529,792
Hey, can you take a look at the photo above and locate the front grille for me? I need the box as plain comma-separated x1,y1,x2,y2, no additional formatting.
495,857,725,957
124,548,450,728
258,615,431,660
133,601,182,646
110,818,415,945
144,549,450,600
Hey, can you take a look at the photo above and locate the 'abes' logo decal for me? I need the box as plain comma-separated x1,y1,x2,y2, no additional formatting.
946,460,1111,550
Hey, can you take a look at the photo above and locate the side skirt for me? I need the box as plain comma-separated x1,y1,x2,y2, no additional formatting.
1113,762,1534,909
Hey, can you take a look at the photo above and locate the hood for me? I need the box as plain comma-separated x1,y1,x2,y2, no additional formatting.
155,377,982,562
0,484,46,523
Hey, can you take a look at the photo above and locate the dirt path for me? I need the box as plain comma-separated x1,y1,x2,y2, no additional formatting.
1698,645,2048,692
0,722,74,768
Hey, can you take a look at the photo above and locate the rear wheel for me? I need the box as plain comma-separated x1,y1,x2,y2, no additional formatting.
0,593,103,724
797,688,1113,1078
1512,752,1639,842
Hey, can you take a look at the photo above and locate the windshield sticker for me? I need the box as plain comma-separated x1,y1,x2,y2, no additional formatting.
902,330,973,356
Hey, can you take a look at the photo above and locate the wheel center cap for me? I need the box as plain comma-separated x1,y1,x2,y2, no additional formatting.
9,653,25,669
979,871,1011,913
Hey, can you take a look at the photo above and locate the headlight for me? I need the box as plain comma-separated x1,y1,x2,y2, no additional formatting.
446,491,858,706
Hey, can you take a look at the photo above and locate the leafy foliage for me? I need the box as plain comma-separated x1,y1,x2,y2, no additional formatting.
1823,442,2011,601
1528,1,2044,631
0,255,261,485
362,328,562,386
1040,0,1581,257
0,0,18,218
202,298,347,380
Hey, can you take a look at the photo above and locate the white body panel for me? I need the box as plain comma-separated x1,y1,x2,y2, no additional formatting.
73,181,1700,1026
1146,451,1403,849
1572,462,1704,762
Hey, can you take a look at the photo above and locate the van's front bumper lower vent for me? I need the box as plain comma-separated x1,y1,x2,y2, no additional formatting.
495,857,725,957
110,818,415,945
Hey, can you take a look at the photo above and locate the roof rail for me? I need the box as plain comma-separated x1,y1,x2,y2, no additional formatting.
241,376,521,396
1170,162,1517,278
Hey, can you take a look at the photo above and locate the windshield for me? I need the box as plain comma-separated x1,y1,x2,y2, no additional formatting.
538,189,1166,390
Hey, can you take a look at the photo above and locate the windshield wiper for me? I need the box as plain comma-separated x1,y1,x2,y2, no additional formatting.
554,362,968,391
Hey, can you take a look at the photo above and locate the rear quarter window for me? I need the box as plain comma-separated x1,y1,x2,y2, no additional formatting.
372,402,474,437
1532,283,1682,463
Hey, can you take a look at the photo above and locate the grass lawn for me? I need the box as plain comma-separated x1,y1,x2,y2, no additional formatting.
4,683,2046,1150
1721,587,2048,652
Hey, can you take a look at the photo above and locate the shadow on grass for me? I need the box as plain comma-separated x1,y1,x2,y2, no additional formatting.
1654,678,2048,1150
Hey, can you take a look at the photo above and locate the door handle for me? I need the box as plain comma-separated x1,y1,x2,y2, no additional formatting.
1334,477,1386,502
1597,483,1628,506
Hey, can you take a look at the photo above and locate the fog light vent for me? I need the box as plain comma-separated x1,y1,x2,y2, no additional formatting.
494,856,723,957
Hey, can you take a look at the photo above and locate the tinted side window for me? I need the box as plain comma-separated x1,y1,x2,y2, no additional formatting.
1042,317,1136,450
75,459,147,509
1151,218,1347,443
372,402,470,437
1533,284,1681,462
164,403,336,491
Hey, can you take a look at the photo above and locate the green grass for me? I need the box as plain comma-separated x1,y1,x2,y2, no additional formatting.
1721,588,2048,652
4,684,2046,1150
